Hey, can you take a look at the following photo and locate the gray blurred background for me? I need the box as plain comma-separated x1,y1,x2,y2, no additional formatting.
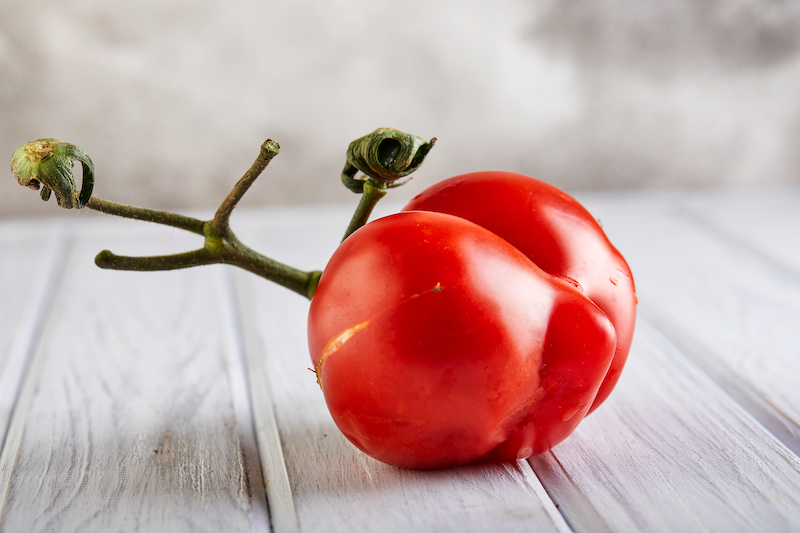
2,0,799,218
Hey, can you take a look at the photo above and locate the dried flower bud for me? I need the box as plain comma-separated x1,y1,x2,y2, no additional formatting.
10,139,94,209
342,128,436,193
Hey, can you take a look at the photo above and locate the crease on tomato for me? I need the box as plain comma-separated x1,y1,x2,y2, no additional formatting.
498,385,545,429
561,399,591,422
314,282,445,387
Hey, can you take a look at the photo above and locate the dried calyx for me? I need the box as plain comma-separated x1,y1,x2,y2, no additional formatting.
10,139,94,209
341,128,436,193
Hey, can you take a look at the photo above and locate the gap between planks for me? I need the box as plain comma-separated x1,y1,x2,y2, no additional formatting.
638,301,800,458
227,269,300,533
1,220,286,531
230,211,576,533
531,315,800,533
0,232,69,453
0,231,73,504
582,190,800,460
0,235,72,513
660,201,800,456
214,266,274,533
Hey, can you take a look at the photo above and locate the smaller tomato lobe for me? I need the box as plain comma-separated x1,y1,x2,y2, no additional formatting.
404,172,637,413
308,211,616,469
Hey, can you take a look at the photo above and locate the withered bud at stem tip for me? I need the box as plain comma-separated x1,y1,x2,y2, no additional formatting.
10,138,94,209
341,128,436,193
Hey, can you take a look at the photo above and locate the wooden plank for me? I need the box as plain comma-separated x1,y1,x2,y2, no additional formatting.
682,187,800,283
231,207,571,533
0,221,67,449
579,190,800,454
0,221,268,532
531,318,800,533
5,188,798,531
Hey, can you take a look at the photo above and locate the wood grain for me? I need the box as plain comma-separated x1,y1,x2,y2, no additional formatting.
2,187,800,532
0,222,67,449
683,187,800,287
580,190,800,455
532,319,800,532
0,223,267,532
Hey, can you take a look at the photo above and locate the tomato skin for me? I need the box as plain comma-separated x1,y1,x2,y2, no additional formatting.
308,211,616,469
403,172,636,413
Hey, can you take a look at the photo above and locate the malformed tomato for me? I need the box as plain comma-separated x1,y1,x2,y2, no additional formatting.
403,171,637,413
10,133,633,470
308,210,617,469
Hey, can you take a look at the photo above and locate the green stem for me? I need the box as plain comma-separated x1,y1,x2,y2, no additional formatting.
210,140,280,235
11,130,436,301
212,229,321,298
342,179,387,241
338,129,435,241
95,247,215,271
86,140,321,300
87,197,205,235
95,227,322,299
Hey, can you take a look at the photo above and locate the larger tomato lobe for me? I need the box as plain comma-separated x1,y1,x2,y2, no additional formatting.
308,211,615,469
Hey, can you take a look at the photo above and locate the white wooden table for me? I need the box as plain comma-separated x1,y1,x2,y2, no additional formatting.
2,187,800,532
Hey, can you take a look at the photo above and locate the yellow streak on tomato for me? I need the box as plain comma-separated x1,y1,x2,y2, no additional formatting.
313,282,445,387
315,320,370,386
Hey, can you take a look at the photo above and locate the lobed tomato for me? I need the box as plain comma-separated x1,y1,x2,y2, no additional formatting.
308,203,623,469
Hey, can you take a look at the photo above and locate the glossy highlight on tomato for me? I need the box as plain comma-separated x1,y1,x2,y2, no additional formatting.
308,208,621,469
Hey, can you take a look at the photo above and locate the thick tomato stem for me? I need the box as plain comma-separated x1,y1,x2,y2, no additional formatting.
340,129,437,240
342,179,387,242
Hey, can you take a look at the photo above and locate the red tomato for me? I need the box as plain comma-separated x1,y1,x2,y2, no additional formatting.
403,171,637,413
308,211,616,469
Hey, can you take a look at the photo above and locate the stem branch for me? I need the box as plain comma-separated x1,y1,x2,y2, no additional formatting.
86,139,320,299
211,140,280,235
12,130,435,301
87,197,206,235
95,248,216,270
221,237,321,298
